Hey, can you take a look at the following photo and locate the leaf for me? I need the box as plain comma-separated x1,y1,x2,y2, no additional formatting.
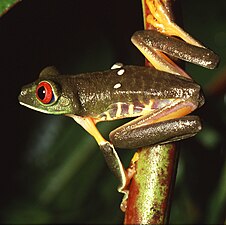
0,0,21,17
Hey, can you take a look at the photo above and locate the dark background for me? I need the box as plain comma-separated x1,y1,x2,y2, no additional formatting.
0,0,225,223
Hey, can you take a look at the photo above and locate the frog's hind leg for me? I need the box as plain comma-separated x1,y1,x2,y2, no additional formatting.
132,0,219,78
109,99,202,149
131,30,219,73
110,115,201,149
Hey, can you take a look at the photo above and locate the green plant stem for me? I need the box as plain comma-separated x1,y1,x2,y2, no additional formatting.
124,1,179,224
124,144,179,224
0,0,21,17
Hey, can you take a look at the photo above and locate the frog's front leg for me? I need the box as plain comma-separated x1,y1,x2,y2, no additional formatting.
66,114,130,199
109,99,202,149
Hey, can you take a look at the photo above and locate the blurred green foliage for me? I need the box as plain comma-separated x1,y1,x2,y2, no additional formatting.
0,0,19,17
0,0,225,224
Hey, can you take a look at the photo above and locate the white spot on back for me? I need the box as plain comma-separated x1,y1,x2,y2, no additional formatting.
113,83,122,89
117,69,125,76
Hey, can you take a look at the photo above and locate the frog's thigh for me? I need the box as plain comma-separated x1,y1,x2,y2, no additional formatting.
110,100,200,149
110,115,201,149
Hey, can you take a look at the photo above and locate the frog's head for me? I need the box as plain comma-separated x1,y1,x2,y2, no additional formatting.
18,66,79,115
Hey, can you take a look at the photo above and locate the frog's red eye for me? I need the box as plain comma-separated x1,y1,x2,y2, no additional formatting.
36,81,54,104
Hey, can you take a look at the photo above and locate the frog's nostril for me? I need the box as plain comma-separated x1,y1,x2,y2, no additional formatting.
20,89,27,96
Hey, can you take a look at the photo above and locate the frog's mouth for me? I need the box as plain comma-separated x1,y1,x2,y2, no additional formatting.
18,99,51,114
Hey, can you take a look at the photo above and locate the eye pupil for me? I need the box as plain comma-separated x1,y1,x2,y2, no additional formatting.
36,81,54,104
37,86,46,100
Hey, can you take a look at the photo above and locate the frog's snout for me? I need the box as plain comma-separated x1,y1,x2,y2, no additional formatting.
18,90,23,103
18,87,27,103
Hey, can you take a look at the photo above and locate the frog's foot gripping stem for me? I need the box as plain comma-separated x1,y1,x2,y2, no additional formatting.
133,0,219,78
99,142,133,210
99,142,127,191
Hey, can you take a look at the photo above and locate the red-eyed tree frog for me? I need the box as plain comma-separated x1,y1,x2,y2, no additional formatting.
18,0,219,210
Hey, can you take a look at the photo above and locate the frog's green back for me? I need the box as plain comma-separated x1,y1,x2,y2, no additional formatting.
18,65,204,117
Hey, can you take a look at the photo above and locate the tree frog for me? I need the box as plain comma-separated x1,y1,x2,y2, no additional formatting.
18,1,219,210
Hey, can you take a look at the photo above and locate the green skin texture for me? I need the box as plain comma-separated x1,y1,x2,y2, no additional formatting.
18,30,218,203
19,65,203,117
